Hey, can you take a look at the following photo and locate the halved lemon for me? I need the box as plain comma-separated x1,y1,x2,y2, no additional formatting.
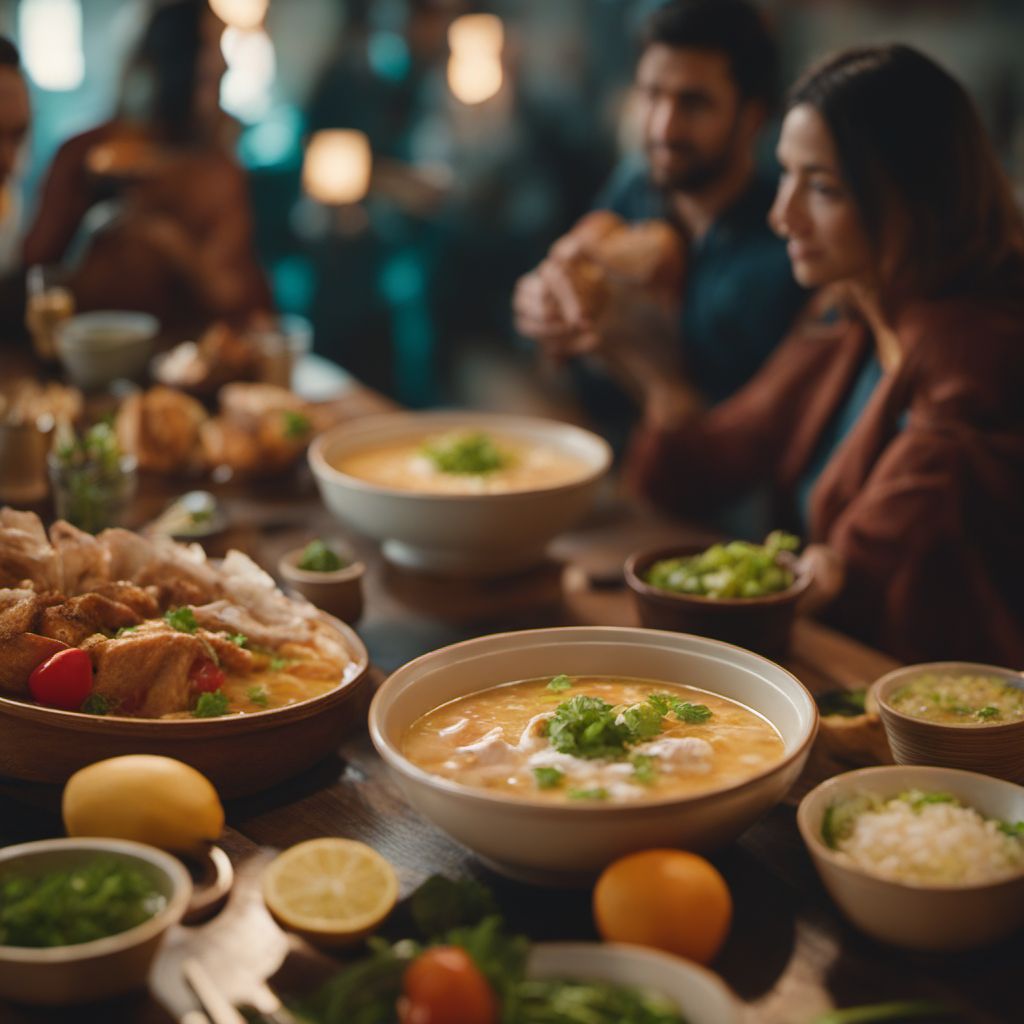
262,838,399,947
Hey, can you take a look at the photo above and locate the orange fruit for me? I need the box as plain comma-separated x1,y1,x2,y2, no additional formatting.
593,849,732,964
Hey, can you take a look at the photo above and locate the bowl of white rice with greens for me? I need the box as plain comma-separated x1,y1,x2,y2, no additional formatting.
798,765,1024,951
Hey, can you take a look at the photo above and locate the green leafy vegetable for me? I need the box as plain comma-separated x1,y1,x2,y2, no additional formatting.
297,539,346,573
630,754,658,785
546,695,633,760
410,876,498,937
282,410,312,438
532,766,564,790
422,432,512,475
0,856,165,947
80,693,112,716
546,674,572,693
192,690,229,718
901,790,958,812
811,1001,959,1024
246,685,269,708
976,705,1000,720
998,820,1024,838
163,606,198,634
269,656,288,672
817,689,868,718
645,531,799,599
516,978,685,1023
114,625,137,638
50,422,133,535
673,701,712,724
226,632,249,648
568,787,609,801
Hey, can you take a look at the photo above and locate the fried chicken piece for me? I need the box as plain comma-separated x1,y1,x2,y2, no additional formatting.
0,509,60,591
0,588,63,635
116,387,207,474
88,624,201,717
197,628,254,674
49,520,111,594
0,633,68,694
88,581,160,619
36,593,144,646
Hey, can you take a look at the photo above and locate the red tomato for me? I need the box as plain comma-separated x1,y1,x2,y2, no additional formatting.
28,648,94,710
189,657,225,693
398,947,498,1024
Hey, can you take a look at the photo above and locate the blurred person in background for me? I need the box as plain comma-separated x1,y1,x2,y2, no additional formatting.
0,35,30,336
616,45,1024,664
513,0,806,439
22,0,270,332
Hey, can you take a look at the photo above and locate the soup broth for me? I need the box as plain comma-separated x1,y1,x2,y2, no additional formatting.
890,672,1024,725
333,433,588,495
403,675,785,803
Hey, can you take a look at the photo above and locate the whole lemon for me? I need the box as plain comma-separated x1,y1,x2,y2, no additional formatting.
63,755,224,854
593,849,732,964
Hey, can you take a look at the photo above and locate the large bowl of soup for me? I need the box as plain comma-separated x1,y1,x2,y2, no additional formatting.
872,662,1024,783
369,626,818,882
308,412,612,576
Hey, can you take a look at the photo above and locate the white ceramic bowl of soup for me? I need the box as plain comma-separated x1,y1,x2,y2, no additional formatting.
369,626,818,882
308,412,612,577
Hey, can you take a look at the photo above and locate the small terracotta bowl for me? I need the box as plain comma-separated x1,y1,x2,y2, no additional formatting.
624,545,810,660
872,661,1024,783
0,838,191,1005
798,765,1024,951
279,544,365,624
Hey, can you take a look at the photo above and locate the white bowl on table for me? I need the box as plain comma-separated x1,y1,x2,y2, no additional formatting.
798,764,1024,951
369,625,818,883
308,411,611,577
529,943,742,1023
0,837,191,1006
56,311,159,390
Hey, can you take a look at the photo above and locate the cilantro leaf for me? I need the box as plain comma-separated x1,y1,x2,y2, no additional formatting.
246,685,268,708
163,607,198,634
630,753,658,785
81,693,112,716
998,820,1024,838
282,410,312,439
546,695,632,760
546,674,572,693
297,539,345,573
269,656,288,672
976,705,1000,720
114,625,137,638
422,432,511,475
673,700,712,724
226,632,249,648
532,766,564,789
192,690,229,718
620,701,665,741
411,876,498,937
568,787,609,801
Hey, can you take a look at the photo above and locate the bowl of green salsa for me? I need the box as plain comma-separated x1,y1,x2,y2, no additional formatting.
0,837,191,1005
873,662,1024,784
624,533,810,660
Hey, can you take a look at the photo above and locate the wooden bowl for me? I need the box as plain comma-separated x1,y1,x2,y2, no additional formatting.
872,661,1024,783
279,545,365,624
624,545,810,660
0,616,369,798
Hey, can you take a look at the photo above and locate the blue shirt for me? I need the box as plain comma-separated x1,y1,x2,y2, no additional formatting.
595,158,807,403
795,353,885,533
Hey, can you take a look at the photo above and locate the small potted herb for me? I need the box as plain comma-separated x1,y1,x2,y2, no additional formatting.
48,421,137,534
279,538,364,623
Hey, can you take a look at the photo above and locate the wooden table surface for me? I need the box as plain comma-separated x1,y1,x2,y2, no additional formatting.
0,389,1017,1024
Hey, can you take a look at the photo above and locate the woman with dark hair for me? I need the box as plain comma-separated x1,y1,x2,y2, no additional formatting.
22,0,270,329
615,45,1024,663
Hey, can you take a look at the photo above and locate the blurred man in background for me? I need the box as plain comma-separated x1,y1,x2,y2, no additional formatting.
514,0,807,443
0,36,29,276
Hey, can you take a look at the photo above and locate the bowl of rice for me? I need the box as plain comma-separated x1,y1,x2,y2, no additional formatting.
797,765,1024,951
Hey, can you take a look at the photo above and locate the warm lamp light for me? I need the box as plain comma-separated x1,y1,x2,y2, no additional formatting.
209,0,268,31
447,13,504,56
447,54,503,105
302,130,372,205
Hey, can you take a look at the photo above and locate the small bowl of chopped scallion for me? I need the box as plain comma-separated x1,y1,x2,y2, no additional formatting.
624,533,810,660
0,837,191,1005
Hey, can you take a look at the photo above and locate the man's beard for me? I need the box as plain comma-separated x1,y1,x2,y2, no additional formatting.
647,143,735,192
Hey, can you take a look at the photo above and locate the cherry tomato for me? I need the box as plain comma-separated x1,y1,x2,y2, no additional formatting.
28,648,93,711
189,657,225,693
398,947,498,1024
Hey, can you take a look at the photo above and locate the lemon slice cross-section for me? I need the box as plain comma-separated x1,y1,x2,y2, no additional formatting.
262,838,399,947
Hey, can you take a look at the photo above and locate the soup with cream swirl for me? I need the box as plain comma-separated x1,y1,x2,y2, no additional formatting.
403,675,785,803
